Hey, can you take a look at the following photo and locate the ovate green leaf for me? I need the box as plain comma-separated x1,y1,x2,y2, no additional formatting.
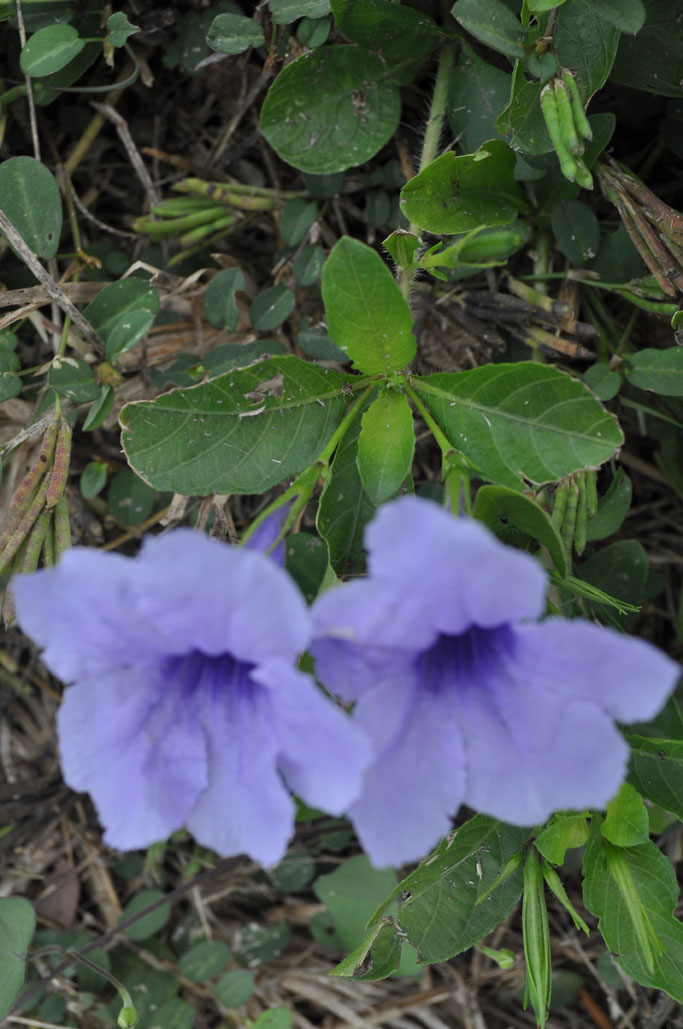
0,897,35,1021
0,156,62,259
629,348,683,395
451,0,525,60
413,363,622,489
260,46,401,173
322,237,416,374
121,356,349,495
20,24,85,77
399,142,525,235
357,391,415,504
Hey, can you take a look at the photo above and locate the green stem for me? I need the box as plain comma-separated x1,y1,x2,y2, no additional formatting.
404,381,474,514
240,382,377,549
398,42,456,300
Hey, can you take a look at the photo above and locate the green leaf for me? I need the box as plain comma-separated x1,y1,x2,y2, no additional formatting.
602,782,650,847
207,13,265,54
178,941,231,981
629,348,683,395
270,0,331,23
450,0,525,60
48,356,100,403
583,822,683,999
269,848,316,892
587,0,645,34
0,156,62,259
80,460,108,500
413,363,623,489
20,24,85,77
151,998,195,1029
214,969,254,1006
121,356,350,495
357,390,414,504
555,0,621,99
496,62,551,156
106,12,140,48
280,198,317,246
447,45,512,153
332,918,403,980
252,1009,292,1029
250,286,295,331
108,468,156,526
610,0,683,97
120,889,171,942
551,200,600,264
0,343,21,402
314,856,398,951
285,534,328,603
0,897,35,1021
234,923,290,966
399,142,526,235
317,407,376,576
83,384,115,431
578,540,648,618
473,484,567,575
293,243,325,285
585,468,632,541
583,362,622,401
204,268,246,331
322,237,416,374
260,46,401,174
534,815,589,866
627,735,683,821
298,15,331,48
368,817,530,968
330,0,441,62
83,279,159,363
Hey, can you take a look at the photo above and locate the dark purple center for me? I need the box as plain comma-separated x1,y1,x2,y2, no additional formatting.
417,624,514,693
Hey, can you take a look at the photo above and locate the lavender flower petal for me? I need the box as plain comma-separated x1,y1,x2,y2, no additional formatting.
58,665,208,849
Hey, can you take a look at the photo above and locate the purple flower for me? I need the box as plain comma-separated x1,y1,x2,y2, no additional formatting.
13,530,372,866
311,496,680,867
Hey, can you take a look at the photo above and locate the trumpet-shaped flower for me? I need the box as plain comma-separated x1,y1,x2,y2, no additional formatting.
311,496,680,867
13,530,371,866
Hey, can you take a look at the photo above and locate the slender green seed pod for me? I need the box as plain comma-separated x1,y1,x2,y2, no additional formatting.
522,848,552,1028
554,79,582,155
46,418,72,509
551,481,569,530
42,512,56,568
574,473,588,555
0,475,50,574
585,470,598,518
53,493,72,557
573,157,594,191
561,479,579,557
540,85,578,182
561,70,592,140
21,510,51,573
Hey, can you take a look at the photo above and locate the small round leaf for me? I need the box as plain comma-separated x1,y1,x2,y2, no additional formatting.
250,286,295,331
0,156,62,259
178,941,231,982
20,24,85,77
120,889,170,941
215,969,254,1007
207,14,265,55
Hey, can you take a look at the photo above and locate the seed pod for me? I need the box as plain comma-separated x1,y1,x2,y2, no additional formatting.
0,422,58,551
574,472,588,555
522,848,552,1028
585,470,598,518
561,70,592,140
46,418,73,508
554,79,582,155
551,481,569,531
0,475,50,575
42,512,56,568
540,83,578,182
53,493,72,558
21,510,51,573
561,477,579,557
573,157,594,191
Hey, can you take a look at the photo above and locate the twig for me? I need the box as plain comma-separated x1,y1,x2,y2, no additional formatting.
0,208,106,357
90,101,161,208
15,0,41,162
210,67,273,166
